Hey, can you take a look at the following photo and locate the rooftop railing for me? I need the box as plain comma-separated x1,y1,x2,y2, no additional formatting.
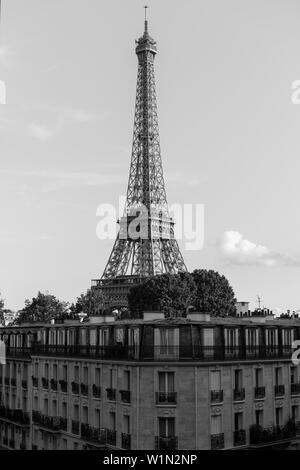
4,344,294,362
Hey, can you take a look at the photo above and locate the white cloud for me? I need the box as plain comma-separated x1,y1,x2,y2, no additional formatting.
218,231,300,267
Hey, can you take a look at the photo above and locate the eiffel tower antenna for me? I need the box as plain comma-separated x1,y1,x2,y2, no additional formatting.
92,10,187,309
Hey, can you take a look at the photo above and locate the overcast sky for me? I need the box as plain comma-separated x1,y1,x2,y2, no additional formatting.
0,0,300,313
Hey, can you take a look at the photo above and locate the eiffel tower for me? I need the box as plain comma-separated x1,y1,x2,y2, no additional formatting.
92,10,187,309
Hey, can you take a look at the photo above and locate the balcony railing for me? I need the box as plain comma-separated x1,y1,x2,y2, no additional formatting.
0,405,30,426
250,421,297,445
233,429,246,447
254,386,265,399
32,411,67,432
119,390,131,404
121,433,131,450
30,344,294,362
50,379,58,391
80,424,116,447
59,380,68,393
291,383,300,395
72,420,80,435
211,390,223,403
233,388,245,401
106,388,116,401
41,377,49,389
32,376,38,388
211,433,225,450
155,436,178,450
71,381,80,395
5,347,31,359
92,385,101,398
156,391,177,405
81,383,89,396
274,385,285,397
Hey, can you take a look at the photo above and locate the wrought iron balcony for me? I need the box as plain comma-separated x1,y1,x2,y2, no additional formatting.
0,405,30,426
72,420,80,435
211,433,225,450
80,424,116,447
5,347,31,359
50,379,58,391
22,379,28,389
274,384,285,397
233,429,246,447
41,377,49,389
211,390,223,403
106,388,116,401
10,378,16,387
291,383,300,395
155,436,178,450
71,381,80,395
254,386,265,399
32,411,67,432
250,422,296,445
233,388,245,401
156,391,177,404
92,384,101,398
59,380,68,393
80,383,89,396
32,376,38,388
119,390,131,403
121,432,131,450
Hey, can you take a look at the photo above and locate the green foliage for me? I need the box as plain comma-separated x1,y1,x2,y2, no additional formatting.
128,272,196,318
191,269,236,317
0,294,5,326
128,270,236,318
14,292,71,325
70,288,104,317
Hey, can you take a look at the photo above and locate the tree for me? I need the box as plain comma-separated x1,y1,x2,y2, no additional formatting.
191,269,236,317
128,272,196,318
70,288,104,317
14,292,71,325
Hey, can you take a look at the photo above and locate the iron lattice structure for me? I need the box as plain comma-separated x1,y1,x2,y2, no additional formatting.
93,19,187,308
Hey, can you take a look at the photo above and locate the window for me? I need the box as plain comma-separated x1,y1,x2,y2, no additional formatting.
275,407,283,426
211,415,222,435
62,365,67,381
124,370,130,390
74,366,79,382
62,439,68,450
158,372,174,392
34,363,38,377
45,363,49,379
275,367,282,386
52,400,57,416
234,412,243,431
234,370,243,390
95,368,101,387
255,369,263,387
109,369,116,388
210,371,221,391
95,409,101,428
123,415,130,434
292,405,299,422
53,364,57,381
34,396,38,411
255,410,263,426
73,404,79,421
109,412,116,431
44,398,48,415
291,366,297,384
22,397,27,411
82,406,88,424
159,329,175,352
62,402,67,419
158,417,175,437
83,367,88,384
246,329,257,348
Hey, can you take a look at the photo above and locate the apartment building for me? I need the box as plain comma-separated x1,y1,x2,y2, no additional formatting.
0,311,300,450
